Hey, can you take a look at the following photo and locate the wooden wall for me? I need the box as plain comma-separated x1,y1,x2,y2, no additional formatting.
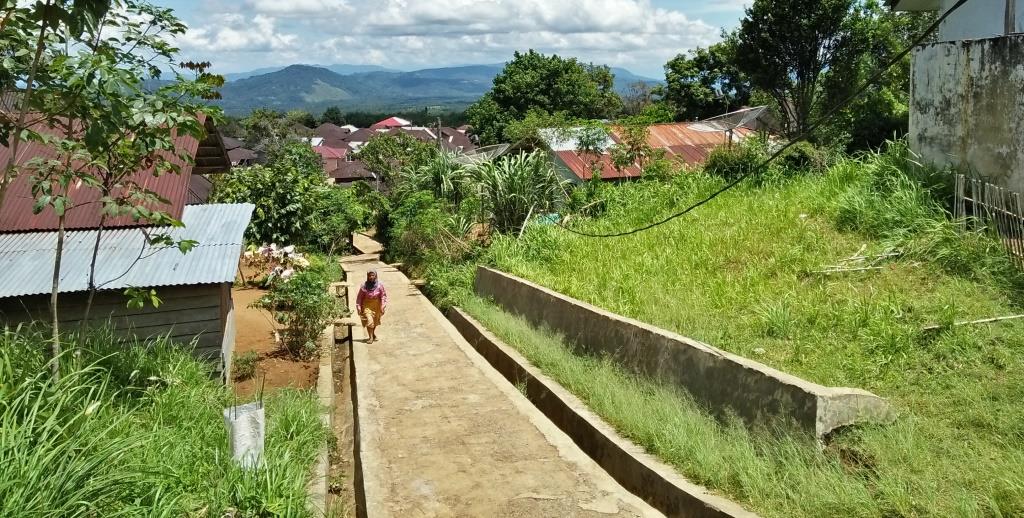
0,283,234,379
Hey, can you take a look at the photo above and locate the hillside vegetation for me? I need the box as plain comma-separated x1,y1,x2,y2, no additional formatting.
440,144,1024,517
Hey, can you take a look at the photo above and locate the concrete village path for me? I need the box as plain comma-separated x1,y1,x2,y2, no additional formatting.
342,234,660,518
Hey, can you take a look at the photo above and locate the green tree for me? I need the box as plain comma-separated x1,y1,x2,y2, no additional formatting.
736,0,859,137
662,33,751,121
242,108,289,151
3,1,221,376
467,50,624,145
821,1,935,150
321,106,345,125
285,109,316,128
356,133,438,187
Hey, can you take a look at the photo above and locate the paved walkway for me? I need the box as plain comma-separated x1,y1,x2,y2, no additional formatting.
342,247,659,517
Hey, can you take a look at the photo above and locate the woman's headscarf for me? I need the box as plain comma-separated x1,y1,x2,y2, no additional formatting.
364,270,379,291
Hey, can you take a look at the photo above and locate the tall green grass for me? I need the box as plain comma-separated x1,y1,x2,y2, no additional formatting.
472,143,1024,516
0,327,326,517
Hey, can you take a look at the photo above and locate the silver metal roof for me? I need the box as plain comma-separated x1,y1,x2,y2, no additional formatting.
0,203,254,298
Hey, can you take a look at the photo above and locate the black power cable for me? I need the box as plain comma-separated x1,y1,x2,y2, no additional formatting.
555,0,970,239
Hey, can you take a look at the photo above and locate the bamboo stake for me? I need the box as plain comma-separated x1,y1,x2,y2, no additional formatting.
923,314,1024,332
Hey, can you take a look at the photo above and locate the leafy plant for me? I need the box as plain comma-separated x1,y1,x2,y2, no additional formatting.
472,151,569,234
703,138,768,181
254,269,340,359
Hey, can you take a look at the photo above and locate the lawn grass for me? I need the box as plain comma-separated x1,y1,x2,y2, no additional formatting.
471,145,1024,517
0,327,327,516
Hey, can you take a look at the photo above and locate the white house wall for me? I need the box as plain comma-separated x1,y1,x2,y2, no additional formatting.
935,0,1016,40
910,35,1024,191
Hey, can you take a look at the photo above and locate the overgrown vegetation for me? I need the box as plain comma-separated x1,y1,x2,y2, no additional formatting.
0,328,326,516
254,256,342,359
212,142,371,253
456,142,1024,517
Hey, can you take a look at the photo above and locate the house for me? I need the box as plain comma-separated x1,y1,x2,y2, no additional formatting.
370,116,412,130
542,123,753,183
222,136,258,167
0,114,252,382
890,0,1024,191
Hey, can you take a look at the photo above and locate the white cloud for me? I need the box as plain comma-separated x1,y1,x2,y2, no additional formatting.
176,0,723,76
178,14,299,53
246,0,353,17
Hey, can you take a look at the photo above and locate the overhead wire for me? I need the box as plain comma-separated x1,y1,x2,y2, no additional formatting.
553,0,971,239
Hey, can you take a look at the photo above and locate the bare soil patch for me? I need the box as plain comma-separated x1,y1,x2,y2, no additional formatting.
232,286,317,398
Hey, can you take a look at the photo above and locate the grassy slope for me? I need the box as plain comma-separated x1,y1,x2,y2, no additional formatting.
475,153,1024,517
0,330,327,516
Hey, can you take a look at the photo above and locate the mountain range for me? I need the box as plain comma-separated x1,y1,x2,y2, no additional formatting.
214,63,662,116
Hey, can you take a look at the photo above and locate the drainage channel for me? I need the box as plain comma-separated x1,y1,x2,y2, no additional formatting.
447,307,757,518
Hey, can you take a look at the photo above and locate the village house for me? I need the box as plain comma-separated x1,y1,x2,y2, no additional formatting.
308,116,476,187
0,114,252,382
891,0,1024,191
542,122,753,183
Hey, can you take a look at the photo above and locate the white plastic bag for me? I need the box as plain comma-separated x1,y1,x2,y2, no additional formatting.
223,402,265,469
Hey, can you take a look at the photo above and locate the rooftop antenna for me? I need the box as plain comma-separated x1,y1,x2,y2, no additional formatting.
690,105,769,147
453,144,511,166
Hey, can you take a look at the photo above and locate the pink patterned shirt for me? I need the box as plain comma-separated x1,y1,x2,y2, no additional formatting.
356,283,388,313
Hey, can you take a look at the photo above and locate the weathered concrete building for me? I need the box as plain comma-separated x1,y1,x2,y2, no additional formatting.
892,0,1024,191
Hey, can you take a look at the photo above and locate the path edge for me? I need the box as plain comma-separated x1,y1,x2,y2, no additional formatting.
307,326,334,515
448,306,759,518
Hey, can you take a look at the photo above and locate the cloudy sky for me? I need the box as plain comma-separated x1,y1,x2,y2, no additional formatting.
162,0,750,78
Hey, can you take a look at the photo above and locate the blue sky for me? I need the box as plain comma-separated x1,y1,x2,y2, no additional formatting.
161,0,749,78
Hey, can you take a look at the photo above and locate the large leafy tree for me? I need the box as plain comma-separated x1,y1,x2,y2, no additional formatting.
2,0,224,376
467,50,623,145
736,0,859,137
821,1,935,149
662,33,751,121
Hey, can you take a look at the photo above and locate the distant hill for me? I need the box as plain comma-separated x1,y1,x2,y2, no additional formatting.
214,63,663,116
222,64,398,82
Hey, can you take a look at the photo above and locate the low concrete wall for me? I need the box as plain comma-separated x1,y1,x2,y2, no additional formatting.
475,267,893,437
450,308,756,518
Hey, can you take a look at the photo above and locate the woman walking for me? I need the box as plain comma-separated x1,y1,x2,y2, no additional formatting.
356,270,388,344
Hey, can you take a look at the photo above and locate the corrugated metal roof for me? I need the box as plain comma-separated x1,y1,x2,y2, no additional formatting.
0,114,209,233
0,203,253,298
554,151,642,181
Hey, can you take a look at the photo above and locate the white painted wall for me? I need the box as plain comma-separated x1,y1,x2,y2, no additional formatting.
898,0,1019,40
910,35,1024,191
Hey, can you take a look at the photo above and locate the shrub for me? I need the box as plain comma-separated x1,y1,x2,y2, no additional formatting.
233,351,259,381
703,139,767,181
778,140,830,173
472,151,569,234
255,269,341,359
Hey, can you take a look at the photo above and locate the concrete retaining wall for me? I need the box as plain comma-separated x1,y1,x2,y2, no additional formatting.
450,308,757,518
475,267,893,437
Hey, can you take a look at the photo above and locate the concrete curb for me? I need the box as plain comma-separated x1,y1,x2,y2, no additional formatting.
449,307,758,518
308,327,334,516
340,260,386,518
475,266,894,438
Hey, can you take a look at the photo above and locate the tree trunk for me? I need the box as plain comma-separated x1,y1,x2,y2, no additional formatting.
0,1,53,211
81,215,107,339
49,214,66,381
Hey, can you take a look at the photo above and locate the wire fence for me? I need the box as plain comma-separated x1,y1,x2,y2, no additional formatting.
954,174,1024,269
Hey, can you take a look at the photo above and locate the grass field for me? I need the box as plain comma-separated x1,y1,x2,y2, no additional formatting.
466,145,1024,517
0,328,327,516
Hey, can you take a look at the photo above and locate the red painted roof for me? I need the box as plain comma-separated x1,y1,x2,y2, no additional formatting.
369,116,411,130
0,114,206,233
313,146,348,160
554,151,642,181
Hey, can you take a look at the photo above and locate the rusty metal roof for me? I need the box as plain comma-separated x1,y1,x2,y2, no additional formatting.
554,151,642,181
0,203,253,298
0,114,210,233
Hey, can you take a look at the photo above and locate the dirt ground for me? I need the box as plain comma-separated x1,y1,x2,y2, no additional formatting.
232,286,318,398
